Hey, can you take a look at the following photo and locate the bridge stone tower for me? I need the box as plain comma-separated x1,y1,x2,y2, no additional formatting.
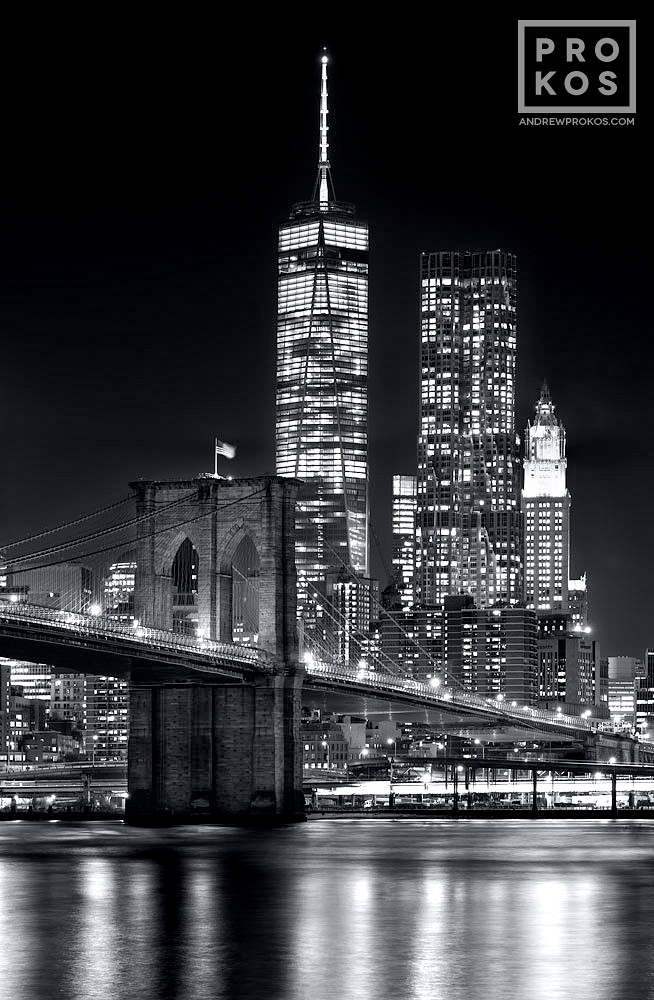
126,475,305,824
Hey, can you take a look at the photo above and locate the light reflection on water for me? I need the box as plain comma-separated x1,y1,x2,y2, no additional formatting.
1,819,654,1000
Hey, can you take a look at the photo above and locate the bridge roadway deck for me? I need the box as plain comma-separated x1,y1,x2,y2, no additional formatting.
0,603,273,682
303,660,650,749
1,604,652,753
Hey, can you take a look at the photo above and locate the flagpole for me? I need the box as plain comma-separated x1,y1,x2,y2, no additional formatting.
214,437,218,478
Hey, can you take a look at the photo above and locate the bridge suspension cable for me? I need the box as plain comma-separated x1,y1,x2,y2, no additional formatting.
0,494,134,550
304,579,415,678
4,490,200,570
296,502,472,698
3,486,270,582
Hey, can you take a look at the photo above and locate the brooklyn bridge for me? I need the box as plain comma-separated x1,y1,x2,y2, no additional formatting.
0,476,648,823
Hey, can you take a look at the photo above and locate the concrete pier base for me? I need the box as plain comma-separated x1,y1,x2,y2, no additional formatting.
126,673,305,825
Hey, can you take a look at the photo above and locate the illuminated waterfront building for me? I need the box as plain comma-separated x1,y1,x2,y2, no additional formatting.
416,250,521,608
276,53,369,637
392,475,416,608
522,383,570,612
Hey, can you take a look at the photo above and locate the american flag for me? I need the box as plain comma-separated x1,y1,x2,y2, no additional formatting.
215,439,236,460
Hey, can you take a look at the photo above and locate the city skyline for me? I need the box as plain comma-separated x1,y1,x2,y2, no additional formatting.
0,27,648,657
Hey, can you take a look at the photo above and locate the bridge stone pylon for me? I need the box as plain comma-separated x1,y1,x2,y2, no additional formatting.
126,475,305,824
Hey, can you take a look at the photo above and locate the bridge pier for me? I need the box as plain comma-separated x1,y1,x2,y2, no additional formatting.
126,672,305,824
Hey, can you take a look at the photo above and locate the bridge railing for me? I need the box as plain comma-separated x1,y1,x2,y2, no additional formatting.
305,659,634,740
0,602,273,671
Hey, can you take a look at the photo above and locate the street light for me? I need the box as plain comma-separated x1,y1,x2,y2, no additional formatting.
321,739,330,771
92,734,99,768
387,737,397,783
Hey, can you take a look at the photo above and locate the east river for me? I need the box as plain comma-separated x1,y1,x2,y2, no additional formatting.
1,819,653,1000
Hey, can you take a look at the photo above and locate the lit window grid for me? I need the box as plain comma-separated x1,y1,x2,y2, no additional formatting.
416,251,521,608
276,212,369,594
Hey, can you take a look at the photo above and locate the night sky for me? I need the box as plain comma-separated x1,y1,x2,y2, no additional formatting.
0,18,647,657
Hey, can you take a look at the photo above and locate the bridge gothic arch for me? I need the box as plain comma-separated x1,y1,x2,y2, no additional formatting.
218,522,260,647
131,475,299,665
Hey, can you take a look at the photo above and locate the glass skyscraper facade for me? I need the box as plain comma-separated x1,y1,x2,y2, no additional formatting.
276,55,369,631
416,250,522,608
392,475,416,608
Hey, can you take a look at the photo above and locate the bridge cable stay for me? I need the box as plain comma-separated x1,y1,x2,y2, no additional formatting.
299,579,596,737
303,579,417,678
299,551,613,737
304,581,457,688
296,502,480,700
3,490,202,570
1,487,270,599
0,494,134,550
296,500,447,672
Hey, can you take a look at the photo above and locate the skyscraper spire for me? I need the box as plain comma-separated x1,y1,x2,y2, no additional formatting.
539,379,551,405
277,52,369,658
315,49,334,208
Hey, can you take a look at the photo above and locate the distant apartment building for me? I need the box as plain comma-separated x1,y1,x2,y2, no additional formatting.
6,660,52,702
103,553,136,624
301,718,349,773
443,597,538,705
82,554,137,762
85,676,128,761
7,685,47,752
538,624,600,714
607,656,645,728
327,571,379,666
50,673,86,733
377,596,538,703
0,662,10,754
379,605,443,681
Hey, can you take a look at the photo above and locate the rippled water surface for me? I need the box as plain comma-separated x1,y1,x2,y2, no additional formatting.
1,818,654,1000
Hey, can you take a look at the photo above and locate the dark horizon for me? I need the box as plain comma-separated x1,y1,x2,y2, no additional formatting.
0,21,647,656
